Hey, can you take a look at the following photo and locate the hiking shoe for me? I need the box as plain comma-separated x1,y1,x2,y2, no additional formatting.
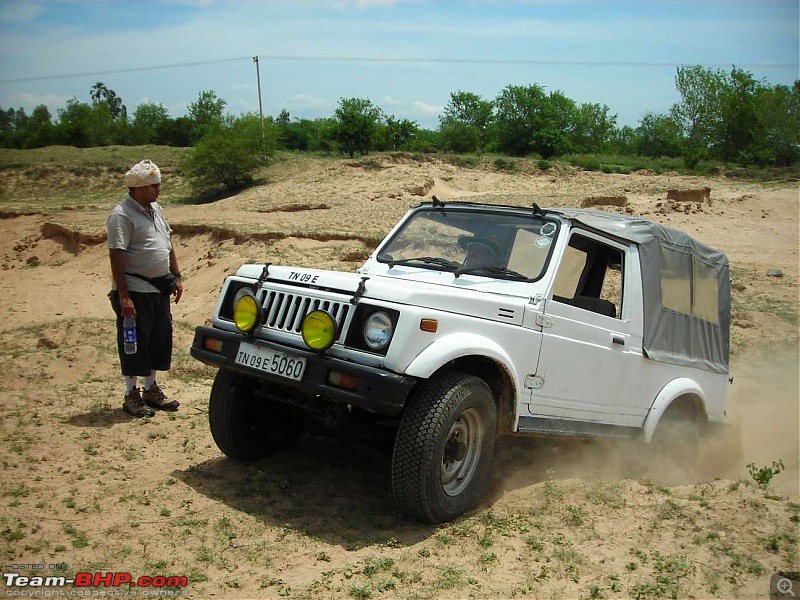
123,387,155,418
142,382,180,411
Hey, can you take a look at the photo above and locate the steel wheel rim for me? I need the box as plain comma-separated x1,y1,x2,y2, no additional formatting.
441,407,484,496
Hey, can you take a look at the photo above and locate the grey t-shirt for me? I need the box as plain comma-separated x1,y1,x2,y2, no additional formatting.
107,194,173,293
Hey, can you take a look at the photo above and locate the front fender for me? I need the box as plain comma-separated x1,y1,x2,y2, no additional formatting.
404,332,518,382
642,377,706,442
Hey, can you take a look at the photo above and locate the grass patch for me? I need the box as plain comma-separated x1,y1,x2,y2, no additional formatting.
0,145,195,211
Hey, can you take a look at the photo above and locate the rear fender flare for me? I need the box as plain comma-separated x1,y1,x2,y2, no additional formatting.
642,377,706,442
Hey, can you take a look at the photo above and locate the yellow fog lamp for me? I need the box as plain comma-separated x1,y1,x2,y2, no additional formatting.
233,289,262,332
301,310,337,351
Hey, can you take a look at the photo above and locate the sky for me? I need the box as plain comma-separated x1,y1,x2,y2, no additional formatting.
0,0,798,130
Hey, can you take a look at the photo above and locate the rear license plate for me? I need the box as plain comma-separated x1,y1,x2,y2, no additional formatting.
234,342,306,381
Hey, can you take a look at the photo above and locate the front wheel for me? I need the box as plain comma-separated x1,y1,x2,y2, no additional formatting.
208,368,303,462
391,371,497,524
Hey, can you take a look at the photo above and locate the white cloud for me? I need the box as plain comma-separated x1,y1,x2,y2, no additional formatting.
410,100,442,116
17,92,70,110
283,93,329,110
379,95,402,106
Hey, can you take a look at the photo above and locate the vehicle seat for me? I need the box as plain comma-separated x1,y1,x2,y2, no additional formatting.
569,296,617,318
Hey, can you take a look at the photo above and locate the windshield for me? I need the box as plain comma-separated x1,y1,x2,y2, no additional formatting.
377,208,560,281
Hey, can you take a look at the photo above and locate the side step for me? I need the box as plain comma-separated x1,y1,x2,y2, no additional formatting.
517,416,642,440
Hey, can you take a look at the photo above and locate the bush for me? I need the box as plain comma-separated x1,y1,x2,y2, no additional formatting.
440,121,480,154
493,157,517,171
747,460,785,488
682,147,703,170
581,159,601,172
185,115,276,193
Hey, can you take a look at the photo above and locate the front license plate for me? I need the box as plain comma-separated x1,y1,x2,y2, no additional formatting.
235,342,306,381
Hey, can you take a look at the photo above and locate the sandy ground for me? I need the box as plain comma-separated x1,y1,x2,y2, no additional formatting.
0,154,798,599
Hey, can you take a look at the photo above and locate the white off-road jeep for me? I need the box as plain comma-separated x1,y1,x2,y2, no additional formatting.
191,200,731,523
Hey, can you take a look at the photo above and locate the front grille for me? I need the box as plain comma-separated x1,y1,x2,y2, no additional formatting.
260,290,350,341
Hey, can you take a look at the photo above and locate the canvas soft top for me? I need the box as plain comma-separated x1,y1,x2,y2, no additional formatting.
551,208,731,374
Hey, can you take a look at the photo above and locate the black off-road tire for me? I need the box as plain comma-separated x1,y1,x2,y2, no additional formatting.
208,368,303,462
391,371,497,524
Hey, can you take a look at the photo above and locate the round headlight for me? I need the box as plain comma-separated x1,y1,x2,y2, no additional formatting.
363,311,393,351
233,290,260,332
301,310,336,351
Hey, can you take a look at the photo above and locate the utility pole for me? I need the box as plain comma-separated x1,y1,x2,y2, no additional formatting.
253,56,264,141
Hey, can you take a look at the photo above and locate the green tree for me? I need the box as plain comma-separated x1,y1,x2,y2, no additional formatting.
535,90,576,158
21,104,57,148
155,117,194,147
0,107,14,147
636,112,684,157
309,117,337,154
279,118,309,151
493,84,548,156
188,90,226,143
439,120,480,153
131,102,170,145
608,125,637,156
90,82,126,120
753,82,800,166
407,127,441,153
571,102,617,154
88,82,128,144
492,85,578,158
0,107,30,148
671,65,725,158
440,91,494,152
274,111,327,152
716,67,760,163
332,97,382,158
186,114,276,192
377,116,417,151
56,98,95,147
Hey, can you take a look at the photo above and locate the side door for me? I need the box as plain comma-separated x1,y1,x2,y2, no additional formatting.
527,230,647,429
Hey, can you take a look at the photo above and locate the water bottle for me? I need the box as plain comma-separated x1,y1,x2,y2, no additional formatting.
123,316,137,354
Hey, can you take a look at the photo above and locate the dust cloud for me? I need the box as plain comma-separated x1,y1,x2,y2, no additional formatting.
727,344,800,496
486,344,799,501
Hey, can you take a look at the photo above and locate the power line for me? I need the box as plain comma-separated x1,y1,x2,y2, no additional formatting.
1,53,796,84
258,53,797,69
0,56,251,84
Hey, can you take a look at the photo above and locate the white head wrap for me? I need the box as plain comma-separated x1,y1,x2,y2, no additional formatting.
124,160,161,188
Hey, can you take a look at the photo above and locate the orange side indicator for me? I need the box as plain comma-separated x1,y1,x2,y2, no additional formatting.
420,319,438,333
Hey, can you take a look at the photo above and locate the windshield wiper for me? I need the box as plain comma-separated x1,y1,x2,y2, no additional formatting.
455,265,530,281
389,256,460,271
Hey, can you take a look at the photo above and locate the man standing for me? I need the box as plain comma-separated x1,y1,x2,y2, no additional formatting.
107,159,183,417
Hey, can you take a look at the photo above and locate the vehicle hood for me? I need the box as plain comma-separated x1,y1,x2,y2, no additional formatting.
235,264,537,325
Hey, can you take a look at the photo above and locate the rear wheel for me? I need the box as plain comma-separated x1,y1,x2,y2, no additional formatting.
649,402,700,483
391,371,497,524
208,368,303,462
